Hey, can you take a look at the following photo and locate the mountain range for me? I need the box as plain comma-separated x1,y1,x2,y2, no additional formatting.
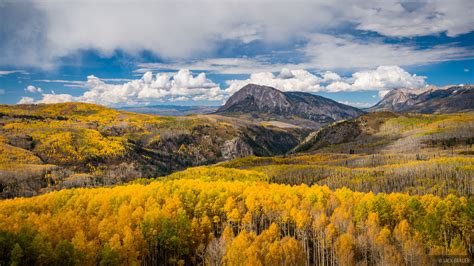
369,84,474,113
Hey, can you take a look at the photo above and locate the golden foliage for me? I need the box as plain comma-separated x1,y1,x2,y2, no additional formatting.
0,175,472,265
0,104,473,264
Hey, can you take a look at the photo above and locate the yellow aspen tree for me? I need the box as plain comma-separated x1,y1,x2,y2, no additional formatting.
336,233,355,266
224,230,253,266
280,237,305,266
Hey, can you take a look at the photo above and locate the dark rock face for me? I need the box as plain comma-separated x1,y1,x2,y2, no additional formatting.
369,85,474,113
218,84,292,114
216,84,365,124
221,137,254,160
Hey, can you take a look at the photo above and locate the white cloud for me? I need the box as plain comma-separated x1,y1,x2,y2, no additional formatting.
301,34,474,70
347,0,474,37
20,65,432,105
37,93,75,104
345,65,426,91
18,96,35,104
225,69,324,94
136,34,473,74
33,79,86,88
0,70,28,76
98,78,134,83
277,68,295,79
0,89,4,95
225,66,426,95
29,69,225,106
326,81,352,92
85,69,224,104
170,96,190,102
321,71,342,82
1,1,338,68
464,68,470,72
135,58,284,75
2,1,473,68
325,66,426,93
19,65,429,106
25,85,42,93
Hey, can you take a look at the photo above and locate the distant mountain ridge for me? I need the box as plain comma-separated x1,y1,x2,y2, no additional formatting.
118,105,217,116
369,84,474,113
216,84,364,128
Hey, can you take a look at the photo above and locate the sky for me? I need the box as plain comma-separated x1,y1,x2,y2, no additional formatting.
0,0,473,108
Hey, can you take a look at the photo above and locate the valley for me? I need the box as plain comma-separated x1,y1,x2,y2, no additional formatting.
0,84,473,265
0,102,307,198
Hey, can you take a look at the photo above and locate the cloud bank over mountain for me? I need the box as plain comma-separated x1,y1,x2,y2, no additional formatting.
19,66,428,106
225,66,426,95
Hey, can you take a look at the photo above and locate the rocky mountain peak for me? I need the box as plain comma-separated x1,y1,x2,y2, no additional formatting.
216,83,365,128
369,84,474,113
218,84,292,114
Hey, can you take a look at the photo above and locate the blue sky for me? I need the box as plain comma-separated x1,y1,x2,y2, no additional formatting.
0,0,473,108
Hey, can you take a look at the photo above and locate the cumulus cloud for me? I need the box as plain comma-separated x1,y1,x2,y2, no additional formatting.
19,66,429,105
36,93,75,104
25,85,42,93
27,69,224,106
225,69,324,94
1,1,473,68
321,71,342,82
18,96,35,104
325,66,426,92
225,66,426,95
353,66,425,88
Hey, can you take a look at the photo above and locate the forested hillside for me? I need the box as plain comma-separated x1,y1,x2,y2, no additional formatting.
0,175,472,265
217,154,473,197
0,103,306,198
218,112,474,197
293,111,474,154
0,106,473,265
